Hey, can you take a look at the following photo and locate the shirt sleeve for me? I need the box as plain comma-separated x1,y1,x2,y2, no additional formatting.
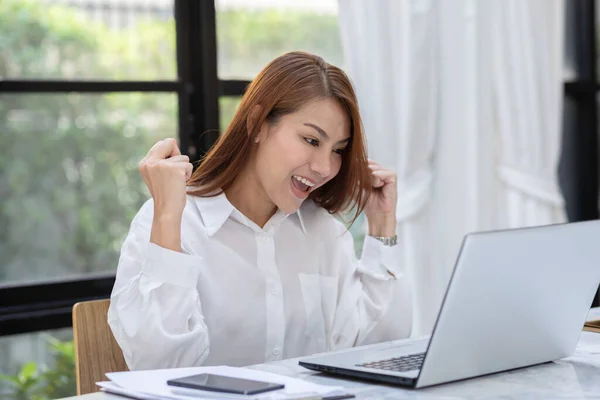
107,199,210,371
330,223,406,350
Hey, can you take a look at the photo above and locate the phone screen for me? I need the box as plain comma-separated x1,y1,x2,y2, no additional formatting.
167,373,285,395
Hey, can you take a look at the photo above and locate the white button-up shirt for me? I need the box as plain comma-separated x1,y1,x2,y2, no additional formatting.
108,193,404,371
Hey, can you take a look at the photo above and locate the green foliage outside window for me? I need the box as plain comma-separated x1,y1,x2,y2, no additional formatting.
0,337,75,400
0,0,175,284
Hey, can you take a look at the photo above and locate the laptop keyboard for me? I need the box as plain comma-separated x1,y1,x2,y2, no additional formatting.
358,353,426,372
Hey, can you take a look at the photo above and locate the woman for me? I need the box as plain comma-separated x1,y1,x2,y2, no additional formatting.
108,51,404,371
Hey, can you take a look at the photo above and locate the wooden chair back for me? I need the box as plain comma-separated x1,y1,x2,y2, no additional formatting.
72,299,128,395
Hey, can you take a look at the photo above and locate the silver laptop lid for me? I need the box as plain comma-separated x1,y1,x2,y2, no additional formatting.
416,220,600,388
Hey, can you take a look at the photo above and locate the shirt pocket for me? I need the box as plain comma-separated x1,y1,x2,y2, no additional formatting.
298,273,339,350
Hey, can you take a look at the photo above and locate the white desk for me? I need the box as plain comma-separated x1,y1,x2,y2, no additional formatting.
60,308,600,400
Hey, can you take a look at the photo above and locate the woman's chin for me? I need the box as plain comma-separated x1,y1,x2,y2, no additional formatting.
277,197,304,215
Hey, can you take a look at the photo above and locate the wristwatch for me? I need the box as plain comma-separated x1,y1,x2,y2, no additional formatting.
370,234,398,247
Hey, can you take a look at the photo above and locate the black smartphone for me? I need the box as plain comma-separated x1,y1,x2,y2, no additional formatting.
166,373,285,395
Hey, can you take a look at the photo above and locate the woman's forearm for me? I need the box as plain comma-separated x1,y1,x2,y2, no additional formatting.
150,213,183,252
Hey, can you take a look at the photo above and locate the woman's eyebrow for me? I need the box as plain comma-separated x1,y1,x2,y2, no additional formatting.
304,123,350,144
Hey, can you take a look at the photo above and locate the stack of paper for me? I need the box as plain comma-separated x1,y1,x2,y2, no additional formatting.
97,365,352,400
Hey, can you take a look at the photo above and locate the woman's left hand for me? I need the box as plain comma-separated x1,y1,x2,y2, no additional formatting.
364,160,397,237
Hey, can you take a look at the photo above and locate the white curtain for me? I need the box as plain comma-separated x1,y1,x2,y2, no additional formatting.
489,0,566,228
338,0,566,337
338,0,439,338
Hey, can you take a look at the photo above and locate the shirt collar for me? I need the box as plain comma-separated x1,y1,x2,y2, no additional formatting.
192,192,308,236
295,207,308,235
192,192,235,237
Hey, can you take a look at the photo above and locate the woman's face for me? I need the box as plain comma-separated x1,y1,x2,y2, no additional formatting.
253,98,351,214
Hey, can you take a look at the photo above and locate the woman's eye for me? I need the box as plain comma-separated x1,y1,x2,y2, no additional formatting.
304,137,319,146
334,148,346,155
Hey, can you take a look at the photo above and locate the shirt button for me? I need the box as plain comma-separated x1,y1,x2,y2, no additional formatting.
271,288,279,296
262,236,269,243
272,348,280,356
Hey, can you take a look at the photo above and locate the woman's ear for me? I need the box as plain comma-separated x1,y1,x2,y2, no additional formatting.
247,105,263,142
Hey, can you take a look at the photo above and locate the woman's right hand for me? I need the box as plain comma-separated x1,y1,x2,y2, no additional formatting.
138,139,193,252
138,138,193,218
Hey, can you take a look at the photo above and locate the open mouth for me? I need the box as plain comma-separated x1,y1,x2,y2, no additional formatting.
291,175,315,198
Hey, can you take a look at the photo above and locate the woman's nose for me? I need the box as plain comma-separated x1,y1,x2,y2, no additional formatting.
310,152,332,178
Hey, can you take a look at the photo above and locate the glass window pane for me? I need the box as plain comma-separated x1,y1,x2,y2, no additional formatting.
1,0,176,80
1,93,176,285
563,0,576,80
347,213,366,257
219,96,243,132
216,0,342,80
0,328,76,399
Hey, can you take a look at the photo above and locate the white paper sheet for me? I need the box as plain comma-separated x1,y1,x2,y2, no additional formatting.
98,381,167,400
100,365,347,400
587,308,600,322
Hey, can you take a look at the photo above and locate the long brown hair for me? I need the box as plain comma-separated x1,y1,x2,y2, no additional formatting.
188,51,371,224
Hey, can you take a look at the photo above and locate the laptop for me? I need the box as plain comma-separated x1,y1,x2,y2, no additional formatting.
299,220,600,388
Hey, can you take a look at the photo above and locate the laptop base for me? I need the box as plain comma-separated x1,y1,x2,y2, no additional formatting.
299,361,417,387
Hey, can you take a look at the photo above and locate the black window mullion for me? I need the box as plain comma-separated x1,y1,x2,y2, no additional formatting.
591,0,600,308
219,80,251,96
564,0,599,307
195,0,220,159
570,0,598,223
175,0,220,162
0,274,116,336
0,80,183,93
564,81,600,97
175,0,193,158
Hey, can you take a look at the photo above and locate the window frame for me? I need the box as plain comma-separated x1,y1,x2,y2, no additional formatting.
0,0,250,336
563,0,599,306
